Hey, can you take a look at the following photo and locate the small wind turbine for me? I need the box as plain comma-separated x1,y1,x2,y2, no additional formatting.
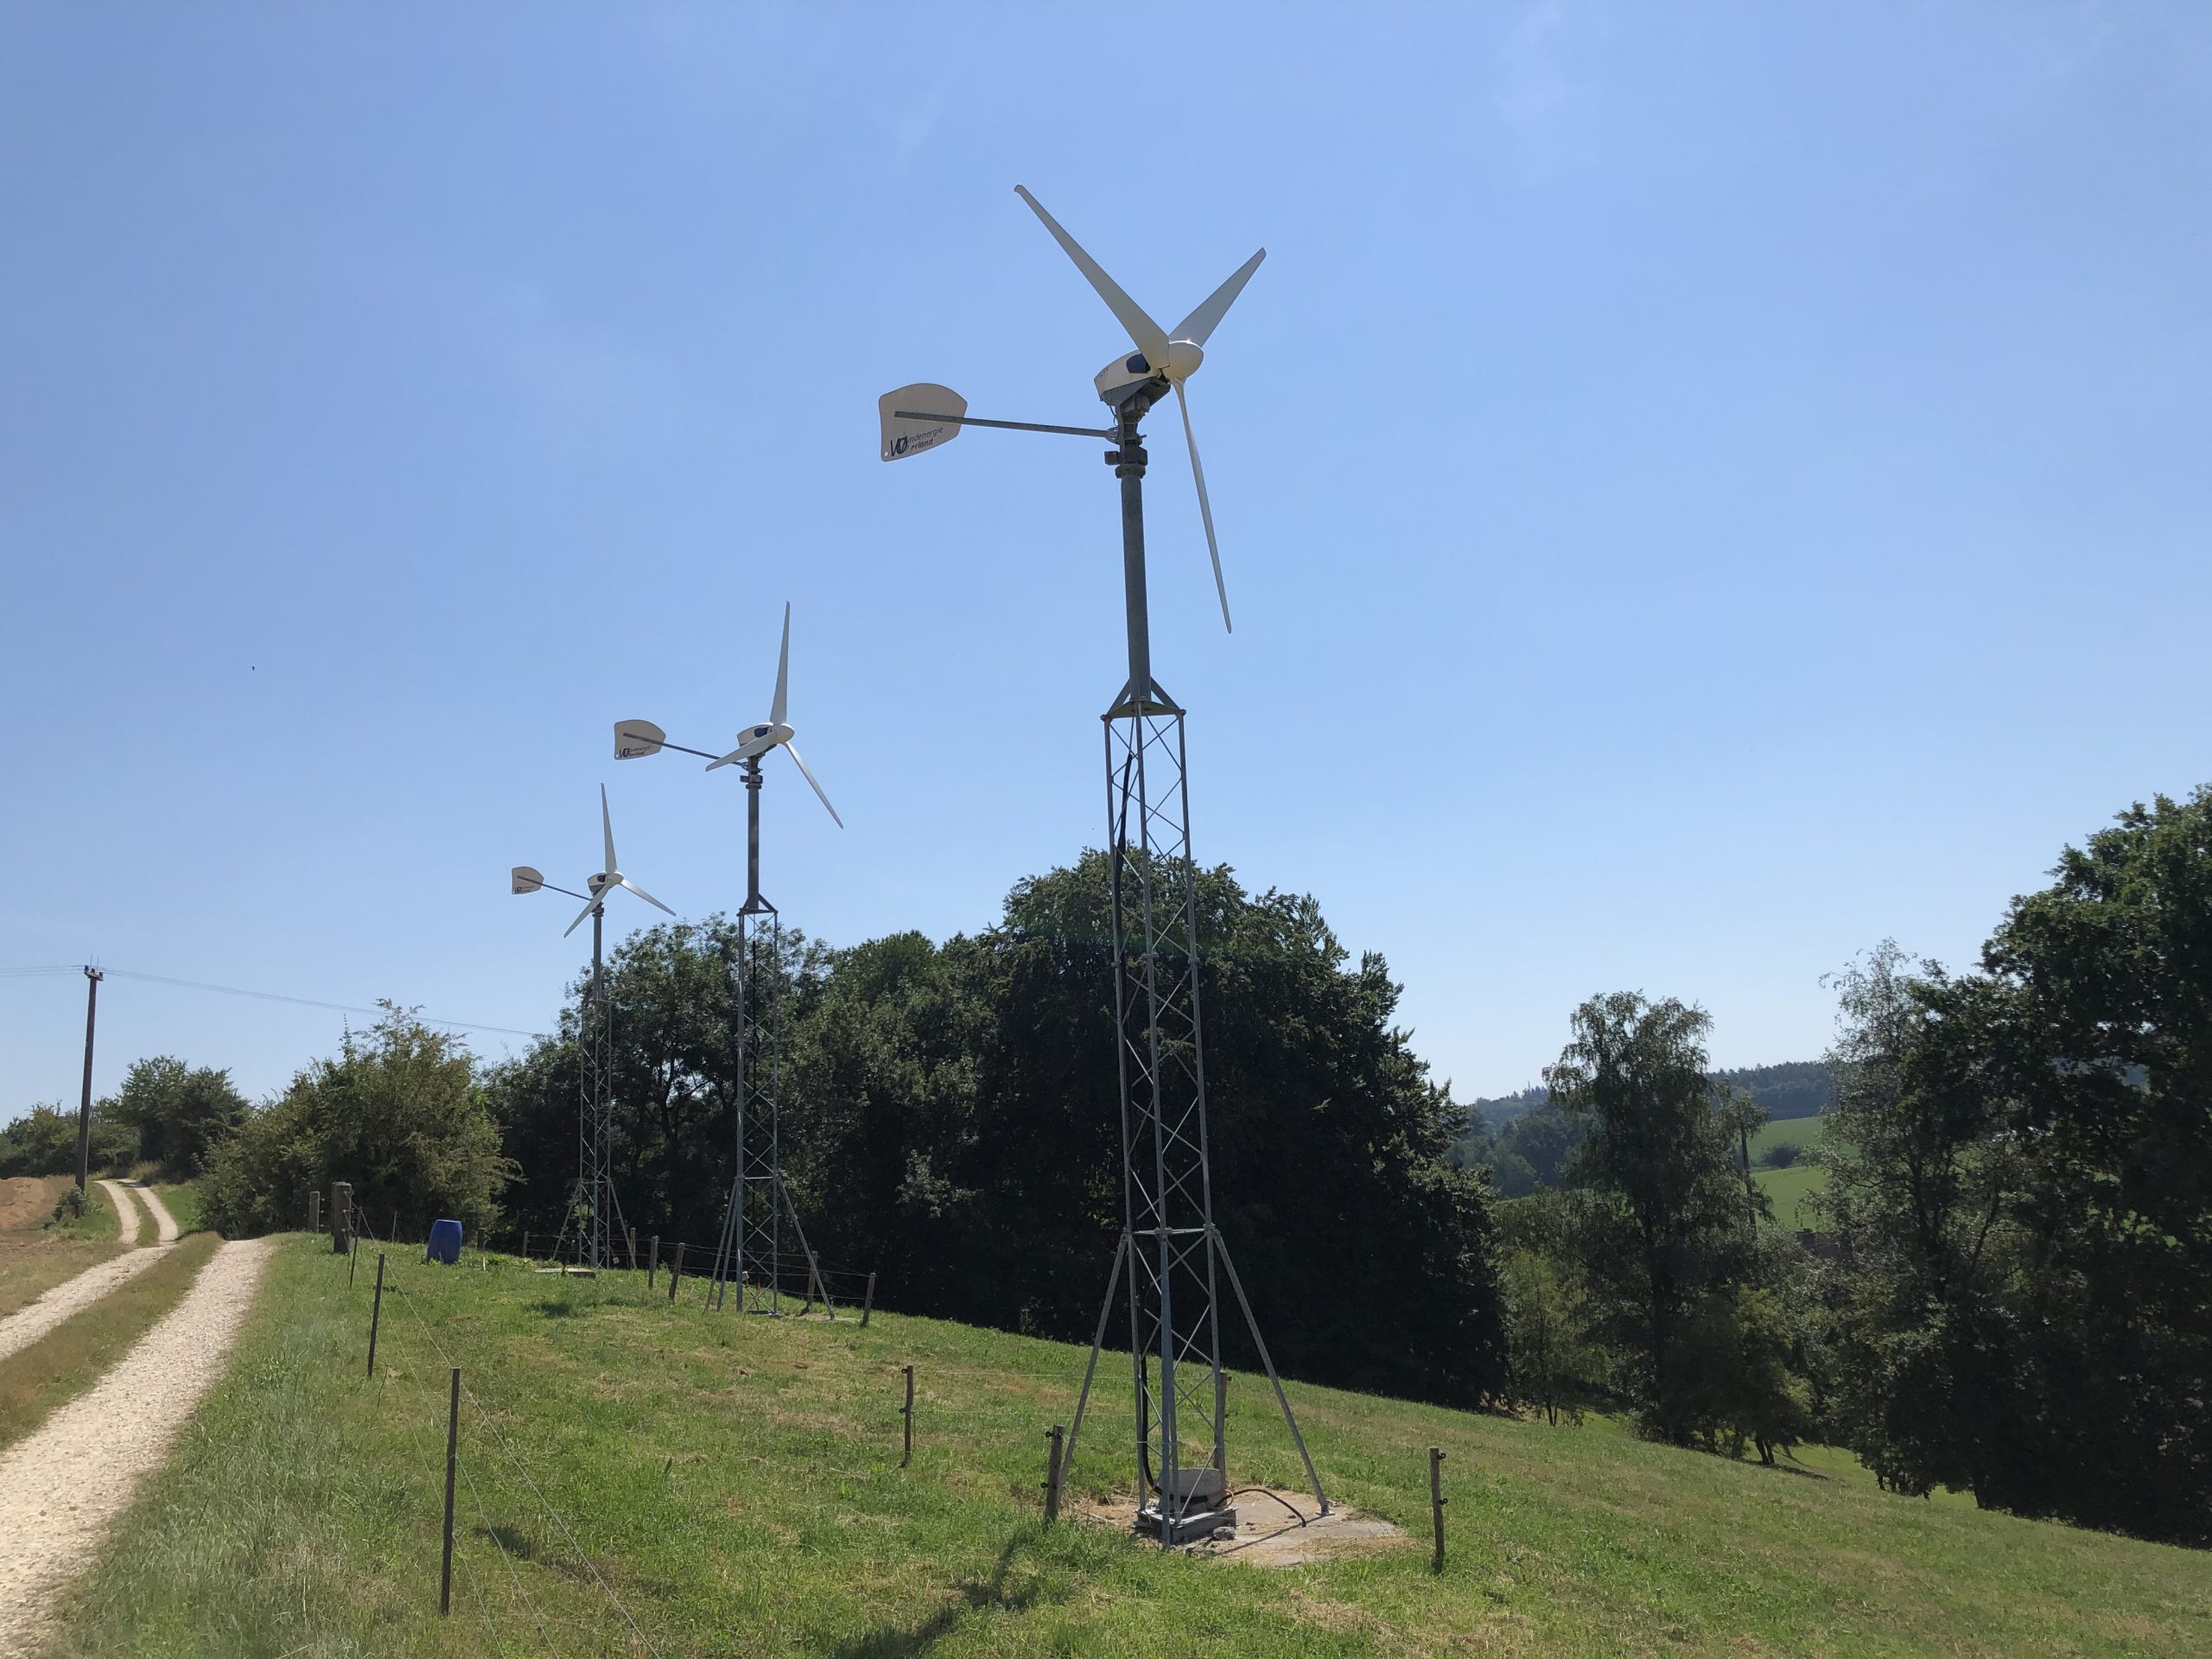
511,785,674,1273
876,187,1324,1547
612,601,840,1316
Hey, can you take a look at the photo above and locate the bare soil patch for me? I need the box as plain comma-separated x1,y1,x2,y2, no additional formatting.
1074,1487,1410,1567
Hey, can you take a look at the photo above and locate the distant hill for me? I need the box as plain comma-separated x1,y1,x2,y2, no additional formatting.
1465,1060,1834,1130
1454,1061,1838,1197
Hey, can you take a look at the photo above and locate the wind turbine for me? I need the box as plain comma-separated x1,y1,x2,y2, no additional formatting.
511,785,675,1273
612,601,839,1317
877,188,1324,1546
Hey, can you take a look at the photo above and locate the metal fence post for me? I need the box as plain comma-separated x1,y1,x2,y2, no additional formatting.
1044,1424,1065,1522
441,1368,461,1614
900,1365,914,1467
1429,1446,1446,1573
366,1255,386,1377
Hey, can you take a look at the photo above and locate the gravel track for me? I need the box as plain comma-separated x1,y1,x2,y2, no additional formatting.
0,1185,169,1367
96,1178,143,1247
125,1182,180,1244
0,1236,274,1657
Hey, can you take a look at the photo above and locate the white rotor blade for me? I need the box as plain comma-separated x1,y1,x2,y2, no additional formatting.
704,748,741,771
1014,186,1170,370
618,876,677,918
1175,382,1231,633
600,783,617,876
782,741,843,829
563,892,601,938
1172,248,1266,347
771,601,791,728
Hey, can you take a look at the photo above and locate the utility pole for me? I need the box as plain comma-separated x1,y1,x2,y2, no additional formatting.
74,967,104,1192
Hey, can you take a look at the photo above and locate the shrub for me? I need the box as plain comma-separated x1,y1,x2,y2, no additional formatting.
200,1005,516,1239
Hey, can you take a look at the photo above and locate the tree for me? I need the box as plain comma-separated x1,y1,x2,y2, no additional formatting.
1546,992,1774,1446
0,1103,133,1178
106,1056,248,1174
200,1005,515,1238
1495,1192,1599,1425
1821,791,2212,1545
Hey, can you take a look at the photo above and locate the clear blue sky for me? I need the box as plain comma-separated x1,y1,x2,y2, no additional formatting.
4,3,2208,1118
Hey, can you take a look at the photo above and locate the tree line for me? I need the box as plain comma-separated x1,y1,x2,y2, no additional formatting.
20,784,2202,1548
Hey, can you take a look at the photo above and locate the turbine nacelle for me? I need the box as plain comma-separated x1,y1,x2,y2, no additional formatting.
708,720,797,770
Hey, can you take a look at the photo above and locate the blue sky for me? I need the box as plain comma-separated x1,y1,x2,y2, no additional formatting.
4,3,2208,1117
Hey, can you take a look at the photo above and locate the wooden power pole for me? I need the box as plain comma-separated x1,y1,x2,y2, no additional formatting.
73,967,104,1192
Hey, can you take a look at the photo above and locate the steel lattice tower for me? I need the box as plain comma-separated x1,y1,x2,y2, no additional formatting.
708,758,833,1315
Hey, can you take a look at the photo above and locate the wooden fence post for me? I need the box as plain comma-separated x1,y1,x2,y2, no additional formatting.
628,1226,639,1270
1428,1446,1446,1572
861,1271,877,1328
900,1364,915,1468
667,1242,686,1302
366,1255,386,1377
521,1230,531,1264
440,1368,461,1614
1044,1424,1065,1522
648,1235,659,1288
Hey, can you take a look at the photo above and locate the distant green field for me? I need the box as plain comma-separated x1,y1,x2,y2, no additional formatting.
1754,1160,1828,1230
44,1236,2212,1656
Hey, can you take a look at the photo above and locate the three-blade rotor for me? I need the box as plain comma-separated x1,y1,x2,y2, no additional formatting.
1013,186,1263,634
562,784,676,937
704,601,843,829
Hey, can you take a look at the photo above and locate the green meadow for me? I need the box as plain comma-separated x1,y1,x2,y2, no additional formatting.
41,1236,2209,1657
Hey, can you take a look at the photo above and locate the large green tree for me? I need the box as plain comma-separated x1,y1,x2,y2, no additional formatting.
200,1006,515,1239
106,1055,248,1174
1546,992,1781,1446
1826,791,2212,1543
492,853,1508,1408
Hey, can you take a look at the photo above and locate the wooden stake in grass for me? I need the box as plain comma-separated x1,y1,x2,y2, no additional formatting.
628,1226,639,1271
648,1236,659,1288
899,1364,914,1467
1428,1446,1446,1573
440,1367,460,1616
366,1255,385,1377
667,1242,685,1302
1044,1423,1065,1522
521,1230,530,1265
349,1232,359,1288
861,1271,876,1328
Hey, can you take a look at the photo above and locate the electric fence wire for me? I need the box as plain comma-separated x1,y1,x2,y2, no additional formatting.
369,1220,660,1658
357,1235,511,1656
360,1219,561,1654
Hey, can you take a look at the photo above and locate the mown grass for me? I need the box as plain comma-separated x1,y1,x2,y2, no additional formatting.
154,1180,206,1236
1753,1162,1828,1230
0,1232,219,1457
0,1173,125,1319
46,1237,2210,1657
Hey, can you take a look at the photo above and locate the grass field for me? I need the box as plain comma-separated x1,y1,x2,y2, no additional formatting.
1746,1119,1829,1230
0,1173,125,1319
154,1179,206,1236
0,1231,220,1458
42,1236,2209,1657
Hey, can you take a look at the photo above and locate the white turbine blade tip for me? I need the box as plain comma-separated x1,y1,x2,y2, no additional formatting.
620,877,677,918
1176,383,1231,632
784,741,843,829
1013,185,1170,367
1173,247,1267,347
772,601,791,728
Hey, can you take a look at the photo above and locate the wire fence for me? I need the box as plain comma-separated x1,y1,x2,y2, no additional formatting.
351,1209,664,1657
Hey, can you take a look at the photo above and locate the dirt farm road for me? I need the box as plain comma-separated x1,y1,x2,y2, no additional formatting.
0,1236,275,1658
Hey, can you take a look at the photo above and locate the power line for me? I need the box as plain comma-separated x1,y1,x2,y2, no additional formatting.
0,963,548,1039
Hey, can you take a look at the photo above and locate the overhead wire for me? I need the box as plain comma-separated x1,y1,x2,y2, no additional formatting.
0,961,547,1038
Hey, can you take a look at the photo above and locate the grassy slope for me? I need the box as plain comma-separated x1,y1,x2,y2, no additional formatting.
1747,1119,1829,1230
0,1232,220,1457
154,1180,206,1236
47,1239,2209,1658
0,1173,125,1319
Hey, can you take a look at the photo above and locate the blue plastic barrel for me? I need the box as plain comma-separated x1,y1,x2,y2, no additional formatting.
426,1218,463,1265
